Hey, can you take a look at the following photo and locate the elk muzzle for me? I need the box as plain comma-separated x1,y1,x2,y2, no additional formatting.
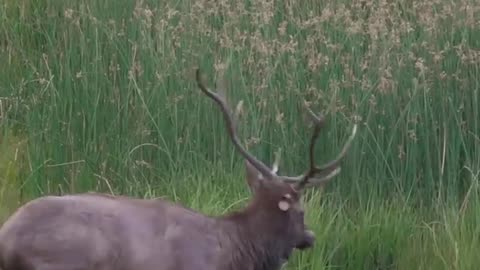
296,229,315,250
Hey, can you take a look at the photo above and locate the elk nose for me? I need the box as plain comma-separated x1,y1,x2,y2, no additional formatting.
296,229,315,250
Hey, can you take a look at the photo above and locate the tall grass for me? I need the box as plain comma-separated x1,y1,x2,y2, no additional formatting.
0,0,479,269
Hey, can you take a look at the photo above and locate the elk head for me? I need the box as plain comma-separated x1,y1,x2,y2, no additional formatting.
195,68,358,258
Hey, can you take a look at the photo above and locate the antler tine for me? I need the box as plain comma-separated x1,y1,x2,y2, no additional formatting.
305,106,325,172
271,148,282,174
280,106,358,190
298,166,342,189
195,69,274,179
294,108,327,190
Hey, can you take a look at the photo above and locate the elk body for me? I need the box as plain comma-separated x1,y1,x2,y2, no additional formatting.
0,69,357,270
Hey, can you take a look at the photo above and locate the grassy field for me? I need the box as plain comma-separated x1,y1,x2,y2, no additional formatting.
0,0,479,269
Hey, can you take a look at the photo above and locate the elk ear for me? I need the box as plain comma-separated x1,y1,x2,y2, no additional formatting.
244,160,266,194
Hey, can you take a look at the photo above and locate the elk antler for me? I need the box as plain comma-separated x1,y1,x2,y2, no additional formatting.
281,106,358,190
196,68,357,189
195,69,275,179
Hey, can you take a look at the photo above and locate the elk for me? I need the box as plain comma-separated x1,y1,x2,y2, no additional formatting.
0,69,357,270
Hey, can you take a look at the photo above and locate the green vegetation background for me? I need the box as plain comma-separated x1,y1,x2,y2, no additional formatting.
0,0,479,269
